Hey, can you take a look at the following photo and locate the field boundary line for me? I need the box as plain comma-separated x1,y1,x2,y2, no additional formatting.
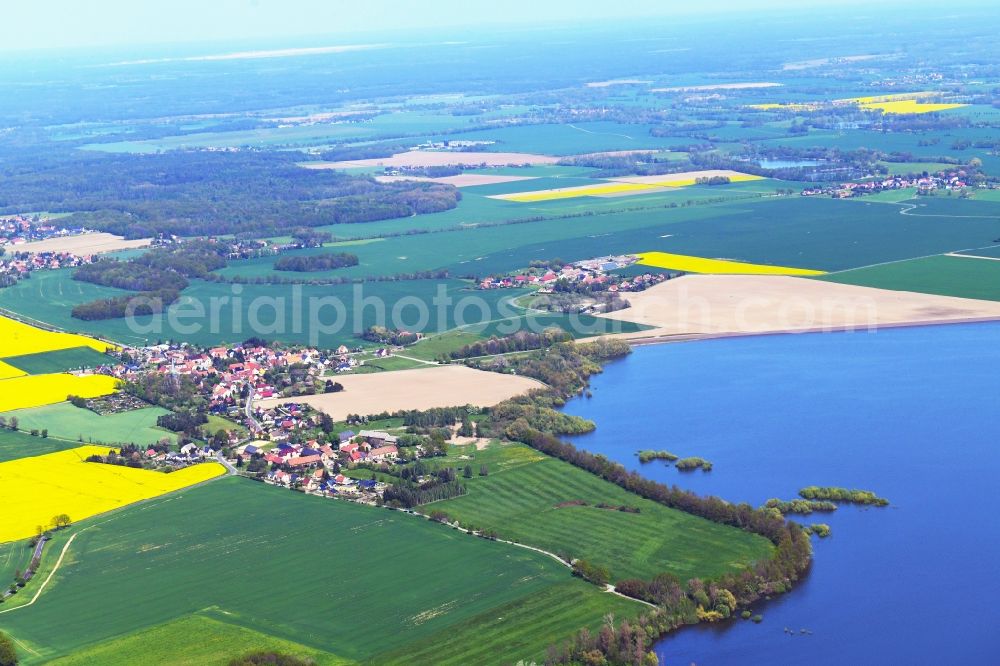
822,243,1000,276
7,635,38,657
896,202,1000,219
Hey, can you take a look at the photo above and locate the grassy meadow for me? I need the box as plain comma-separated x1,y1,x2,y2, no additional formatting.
430,441,774,581
48,616,351,666
0,403,176,446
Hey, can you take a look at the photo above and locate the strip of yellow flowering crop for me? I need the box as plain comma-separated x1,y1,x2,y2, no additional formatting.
636,251,826,276
0,373,120,412
0,313,117,356
0,446,226,543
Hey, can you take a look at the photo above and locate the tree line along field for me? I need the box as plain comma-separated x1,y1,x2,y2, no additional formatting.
425,441,773,581
0,477,643,665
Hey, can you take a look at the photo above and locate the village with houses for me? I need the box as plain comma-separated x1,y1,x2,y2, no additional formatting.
67,331,456,507
477,254,670,297
0,214,89,248
801,167,977,198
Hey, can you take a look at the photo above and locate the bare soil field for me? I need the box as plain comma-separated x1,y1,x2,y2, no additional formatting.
13,233,151,255
374,174,539,187
650,82,781,92
257,365,543,418
304,151,561,169
595,274,1000,341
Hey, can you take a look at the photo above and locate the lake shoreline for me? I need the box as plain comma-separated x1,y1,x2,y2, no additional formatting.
616,314,1000,348
563,322,1000,663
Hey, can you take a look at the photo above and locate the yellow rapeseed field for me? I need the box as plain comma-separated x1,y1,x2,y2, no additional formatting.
636,252,826,276
498,182,654,202
495,173,762,202
0,313,117,357
0,373,120,412
752,92,966,115
0,361,26,380
0,446,226,543
854,99,966,114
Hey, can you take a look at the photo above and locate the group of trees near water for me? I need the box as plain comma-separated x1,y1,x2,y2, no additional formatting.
0,150,460,238
273,252,358,272
637,450,678,463
763,498,837,515
798,486,889,506
675,456,713,471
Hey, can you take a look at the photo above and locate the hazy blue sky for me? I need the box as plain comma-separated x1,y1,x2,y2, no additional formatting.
4,0,926,53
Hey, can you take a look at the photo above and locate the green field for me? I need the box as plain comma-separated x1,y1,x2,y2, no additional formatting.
0,477,641,665
819,254,1000,301
8,193,1000,349
1,346,113,375
0,539,34,589
435,196,1000,276
0,272,529,348
204,414,247,437
0,428,79,462
404,330,488,360
49,615,350,666
0,403,176,446
351,355,433,372
877,161,956,175
431,442,774,581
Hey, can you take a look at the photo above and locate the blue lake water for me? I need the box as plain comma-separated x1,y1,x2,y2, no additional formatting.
563,323,1000,665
